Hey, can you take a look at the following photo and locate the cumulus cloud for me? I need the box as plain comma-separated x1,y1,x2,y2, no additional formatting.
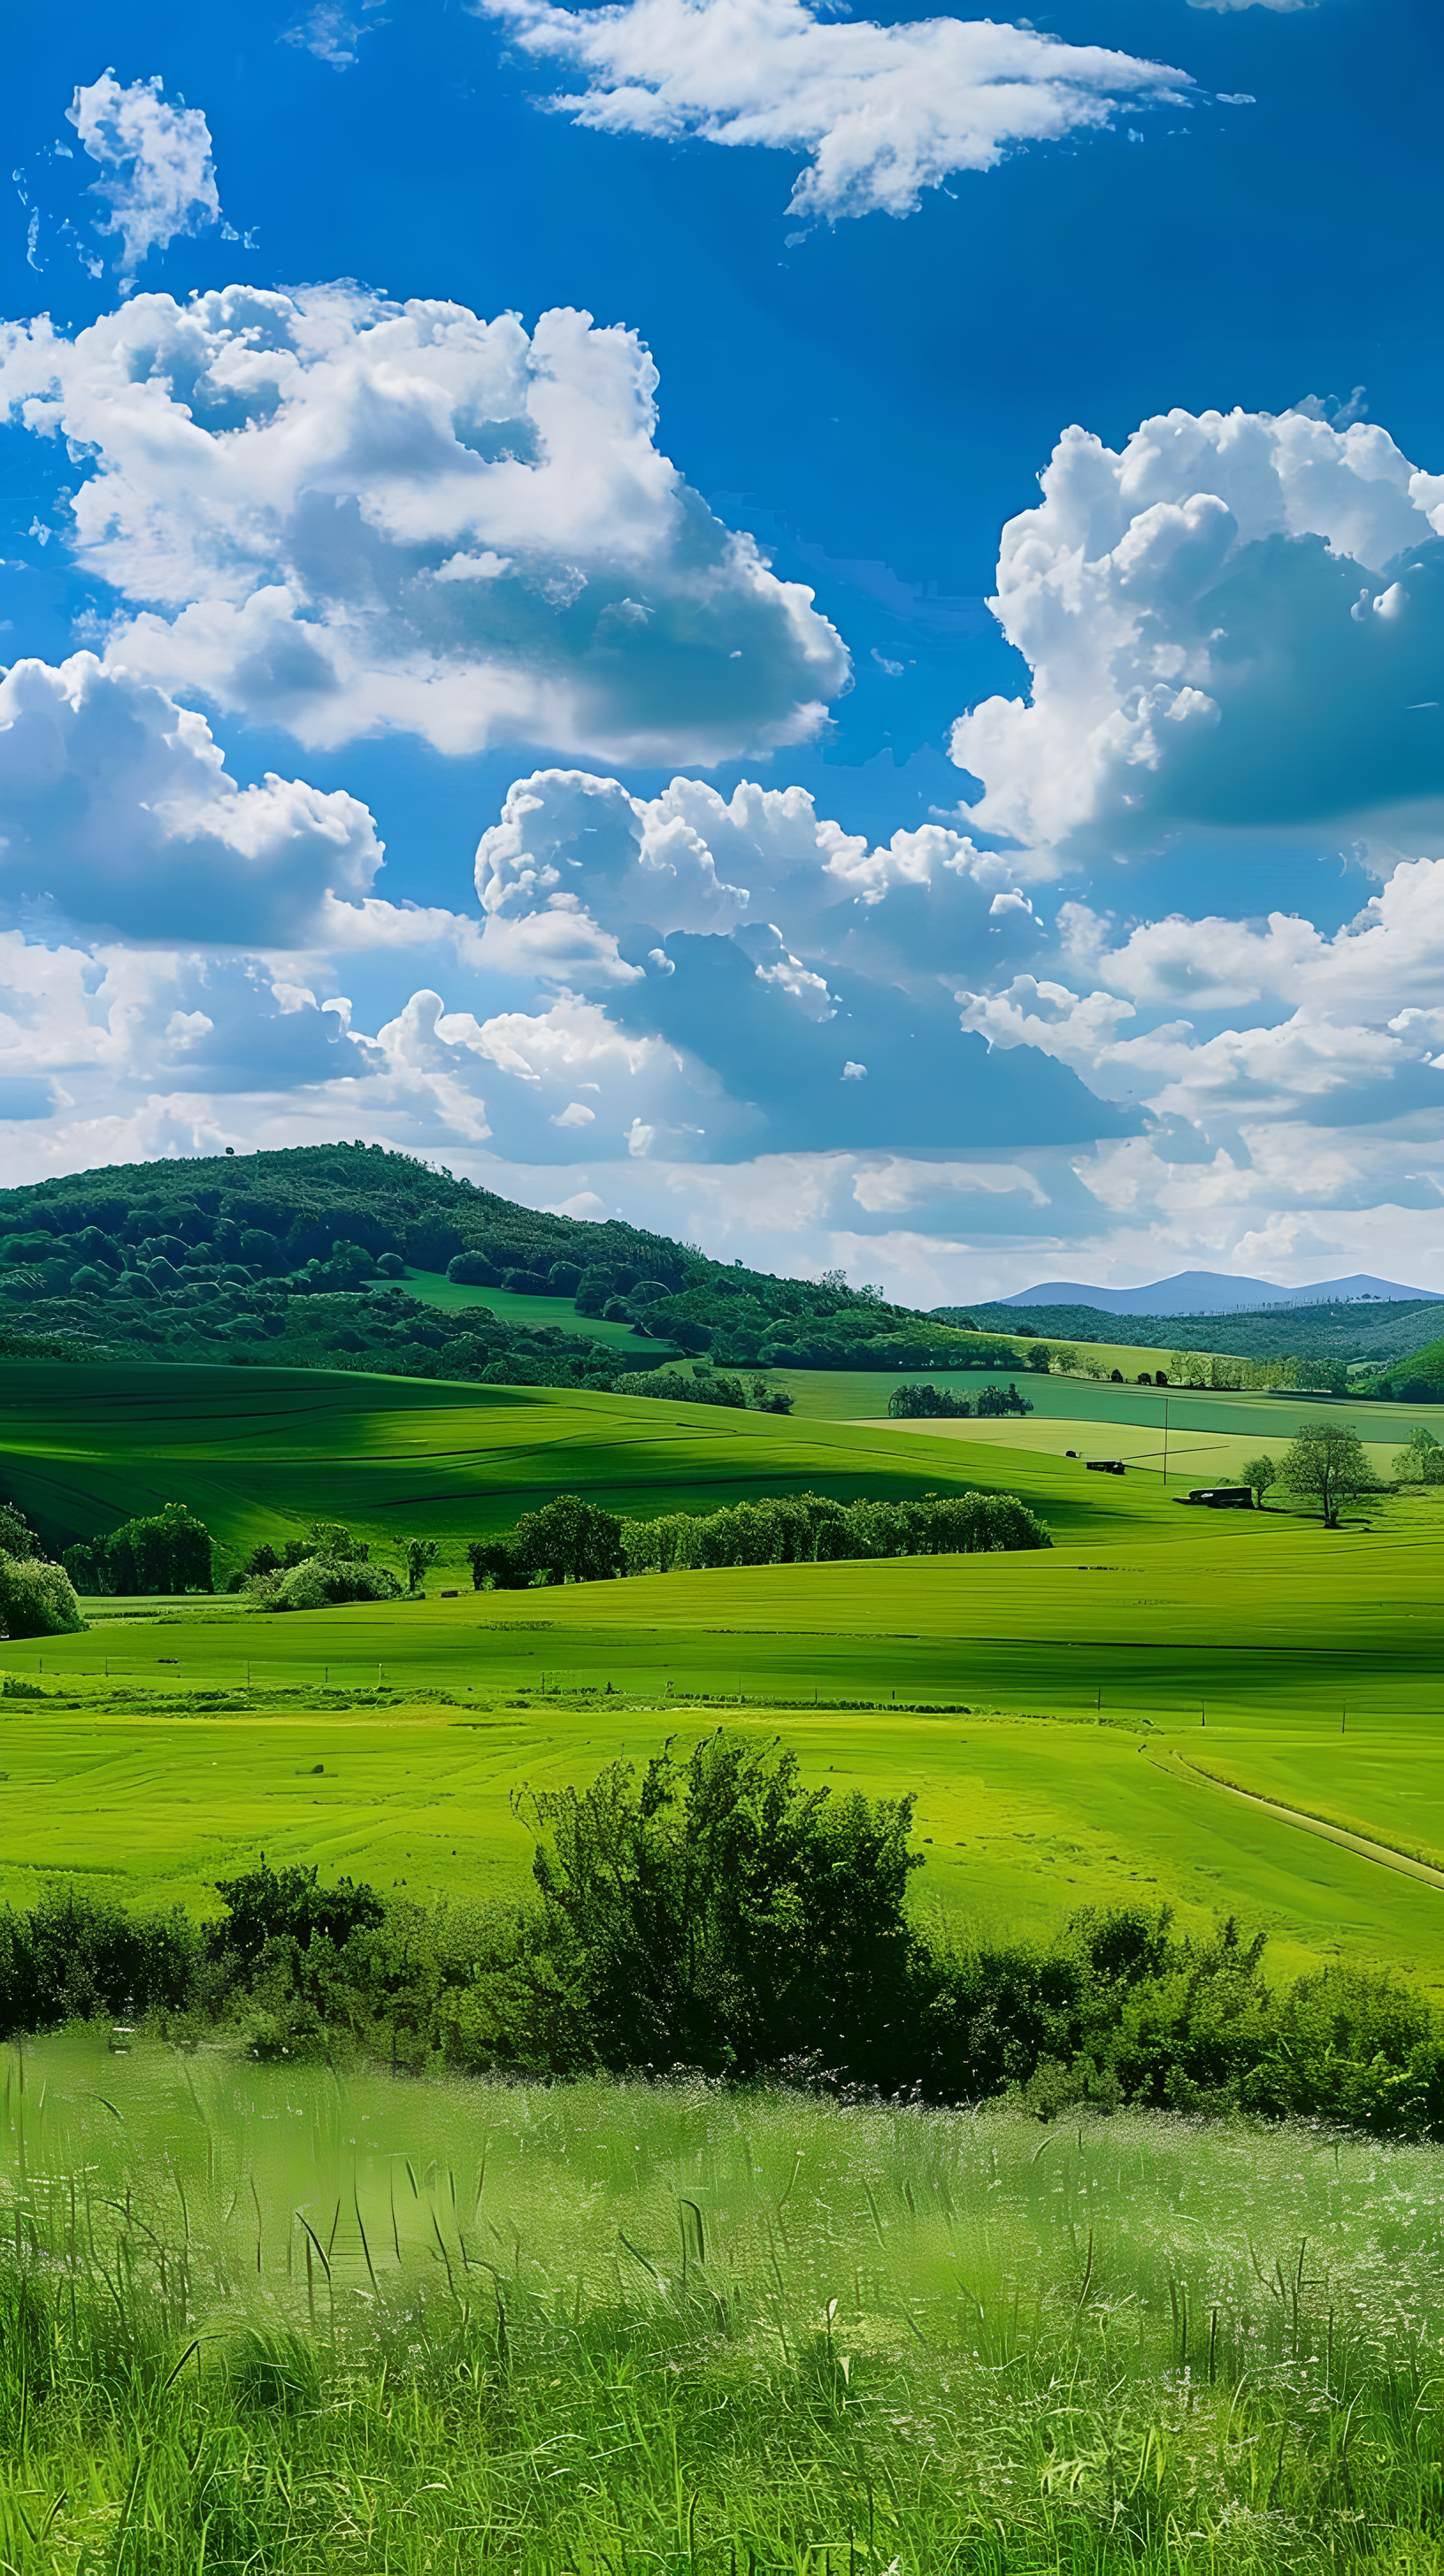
65,71,220,277
467,764,1123,1157
952,404,1444,856
0,654,382,943
474,766,1048,986
478,0,1191,221
957,857,1444,1136
0,285,848,763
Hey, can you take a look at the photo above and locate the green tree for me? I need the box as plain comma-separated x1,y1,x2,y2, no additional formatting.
1393,1427,1444,1485
1025,1342,1052,1372
97,1502,213,1594
511,1494,624,1584
301,1521,368,1562
404,1537,441,1595
0,1502,39,1558
518,1735,923,2082
1240,1453,1278,1507
1279,1423,1383,1529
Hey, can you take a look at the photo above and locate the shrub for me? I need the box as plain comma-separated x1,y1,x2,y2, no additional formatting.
209,1860,386,1979
249,1558,403,1611
518,1736,922,2082
447,1251,502,1286
0,1553,85,1637
0,1886,199,2036
504,1269,550,1295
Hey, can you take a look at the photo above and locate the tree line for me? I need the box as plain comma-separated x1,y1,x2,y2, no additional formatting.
887,1381,1033,1418
464,1486,1051,1589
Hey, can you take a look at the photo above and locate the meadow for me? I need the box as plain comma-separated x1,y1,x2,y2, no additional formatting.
6,1354,1444,1983
6,2029,1444,2575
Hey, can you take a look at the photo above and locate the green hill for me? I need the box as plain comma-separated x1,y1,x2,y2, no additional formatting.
1360,1335,1444,1401
0,1142,1023,1388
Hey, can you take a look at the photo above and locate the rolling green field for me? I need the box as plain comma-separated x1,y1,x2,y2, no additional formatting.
1,1360,1057,1571
4,1356,1444,1990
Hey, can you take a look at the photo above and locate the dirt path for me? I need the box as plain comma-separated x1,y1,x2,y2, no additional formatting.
1156,1749,1444,1891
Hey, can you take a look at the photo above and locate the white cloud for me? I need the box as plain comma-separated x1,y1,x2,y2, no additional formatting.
65,72,220,278
477,0,1191,221
0,654,382,943
474,766,1042,989
0,285,848,764
957,858,1444,1134
1188,0,1311,12
282,4,389,65
952,404,1444,855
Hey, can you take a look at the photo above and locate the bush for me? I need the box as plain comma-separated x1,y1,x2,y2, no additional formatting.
209,1860,386,1979
0,1552,85,1637
518,1736,922,2082
447,1251,502,1286
0,1886,199,2036
504,1269,550,1295
249,1558,403,1612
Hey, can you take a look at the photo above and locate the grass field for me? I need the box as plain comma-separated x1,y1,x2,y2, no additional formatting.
10,2035,1443,2576
6,1357,1444,1990
375,1269,673,1352
1,1360,1071,1572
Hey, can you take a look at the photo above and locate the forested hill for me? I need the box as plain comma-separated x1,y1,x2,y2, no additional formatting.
0,1144,1015,1384
0,1144,691,1298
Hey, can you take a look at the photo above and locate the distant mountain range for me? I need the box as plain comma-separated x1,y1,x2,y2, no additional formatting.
990,1271,1444,1318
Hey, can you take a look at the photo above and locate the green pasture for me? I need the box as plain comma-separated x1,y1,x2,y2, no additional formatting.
6,1357,1444,1991
0,1360,1077,1575
377,1269,669,1352
6,1480,1444,1987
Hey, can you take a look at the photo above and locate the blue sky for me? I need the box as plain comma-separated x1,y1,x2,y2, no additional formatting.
3,0,1442,1297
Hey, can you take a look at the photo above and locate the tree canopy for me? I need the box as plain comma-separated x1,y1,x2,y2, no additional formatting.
1279,1424,1382,1528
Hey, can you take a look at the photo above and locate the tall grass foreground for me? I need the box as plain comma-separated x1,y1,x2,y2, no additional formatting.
5,2036,1444,2574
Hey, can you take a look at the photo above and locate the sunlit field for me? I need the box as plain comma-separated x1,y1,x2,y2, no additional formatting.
6,1358,1444,1983
6,2030,1444,2575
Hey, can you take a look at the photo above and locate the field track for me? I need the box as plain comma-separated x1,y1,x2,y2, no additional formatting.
1160,1749,1444,1892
